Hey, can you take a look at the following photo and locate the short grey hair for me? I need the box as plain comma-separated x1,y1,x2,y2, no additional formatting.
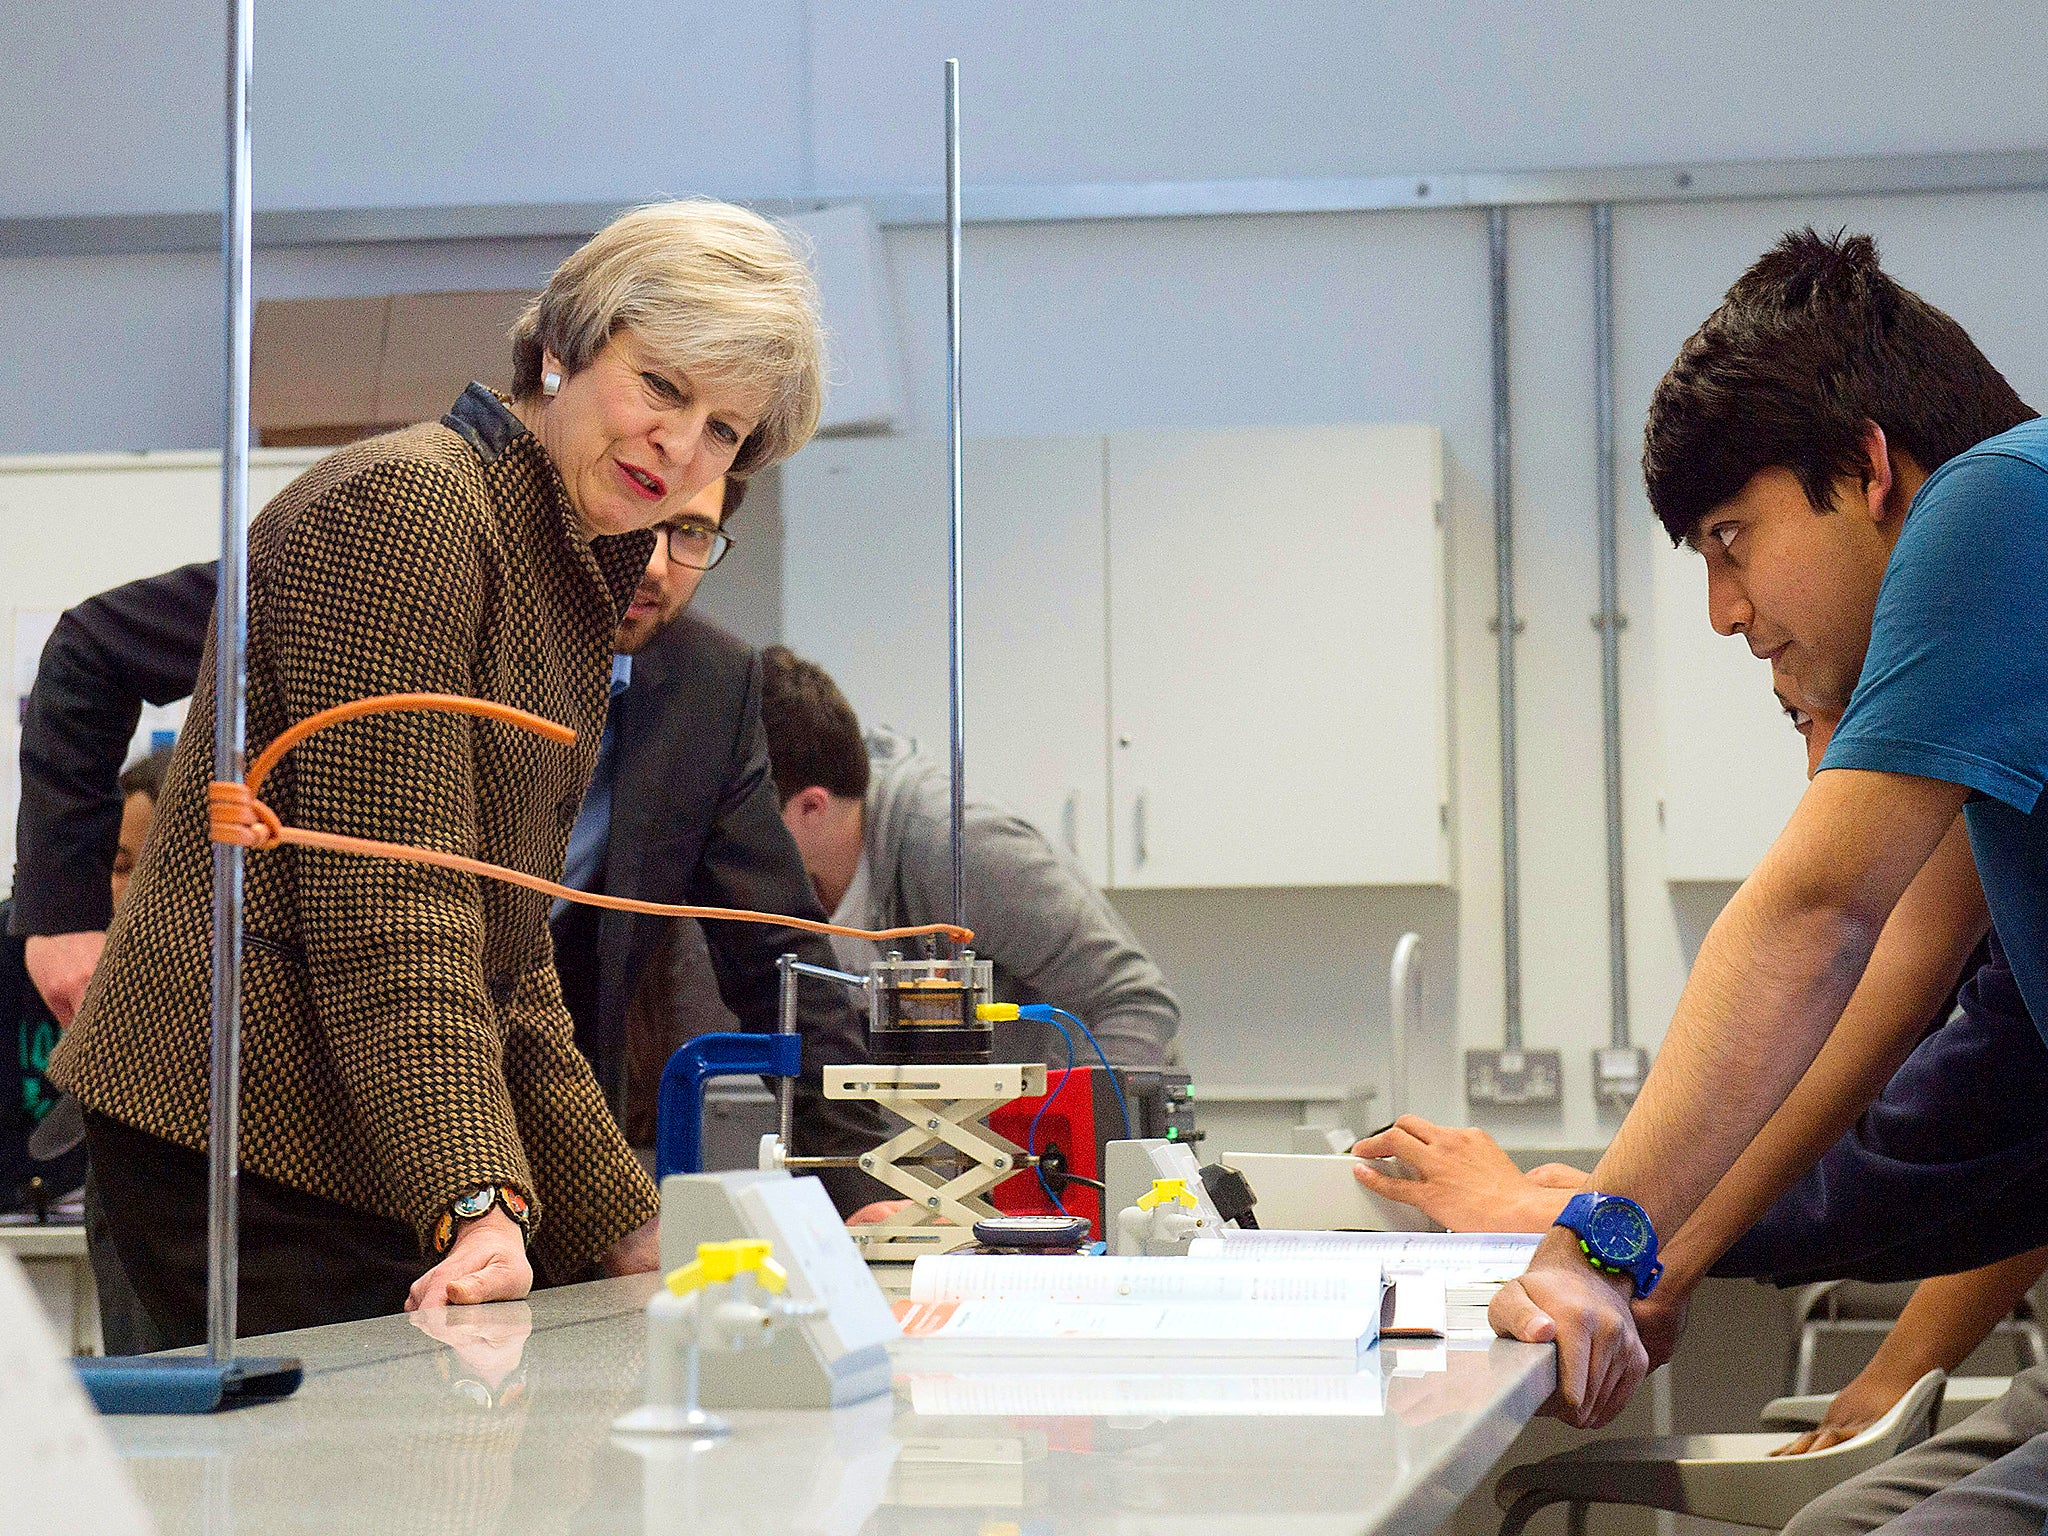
511,200,826,477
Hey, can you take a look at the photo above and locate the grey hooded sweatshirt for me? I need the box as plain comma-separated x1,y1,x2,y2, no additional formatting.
829,726,1180,1069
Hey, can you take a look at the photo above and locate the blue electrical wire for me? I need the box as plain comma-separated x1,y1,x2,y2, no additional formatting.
1015,1004,1135,1214
1021,1004,1134,1140
1026,1010,1078,1215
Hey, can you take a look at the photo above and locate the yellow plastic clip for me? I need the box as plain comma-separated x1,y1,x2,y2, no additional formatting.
1136,1178,1199,1211
732,1238,789,1295
976,1002,1021,1022
664,1238,789,1297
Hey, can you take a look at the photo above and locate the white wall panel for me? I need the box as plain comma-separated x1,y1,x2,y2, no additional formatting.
12,2,2047,218
0,1,810,218
782,433,1111,884
809,2,2045,190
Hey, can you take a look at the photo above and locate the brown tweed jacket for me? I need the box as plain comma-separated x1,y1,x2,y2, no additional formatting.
52,385,661,1276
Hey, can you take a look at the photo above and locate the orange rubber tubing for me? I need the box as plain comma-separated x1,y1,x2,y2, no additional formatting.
210,691,974,948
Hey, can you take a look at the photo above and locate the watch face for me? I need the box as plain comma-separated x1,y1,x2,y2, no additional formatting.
1586,1197,1652,1264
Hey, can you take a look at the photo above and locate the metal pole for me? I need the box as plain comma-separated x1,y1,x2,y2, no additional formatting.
944,58,967,942
775,955,799,1154
1592,203,1631,1051
207,0,256,1363
1487,207,1523,1052
1388,933,1421,1121
775,955,870,1158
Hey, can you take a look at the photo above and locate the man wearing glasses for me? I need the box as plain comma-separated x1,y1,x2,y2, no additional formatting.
11,473,889,1233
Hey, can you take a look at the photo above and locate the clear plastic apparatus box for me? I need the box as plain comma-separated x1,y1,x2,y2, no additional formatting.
866,954,994,1065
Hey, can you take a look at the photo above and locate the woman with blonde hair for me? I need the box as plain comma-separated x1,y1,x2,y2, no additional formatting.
54,200,825,1349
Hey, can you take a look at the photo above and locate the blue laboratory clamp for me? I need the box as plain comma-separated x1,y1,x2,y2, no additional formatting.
655,1032,804,1181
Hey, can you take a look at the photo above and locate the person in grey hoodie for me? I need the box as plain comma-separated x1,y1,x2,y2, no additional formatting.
759,646,1180,1069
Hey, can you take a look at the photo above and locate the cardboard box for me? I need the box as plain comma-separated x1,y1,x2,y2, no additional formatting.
251,290,531,447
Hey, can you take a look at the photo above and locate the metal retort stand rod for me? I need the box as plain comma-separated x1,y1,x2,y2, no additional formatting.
74,0,301,1414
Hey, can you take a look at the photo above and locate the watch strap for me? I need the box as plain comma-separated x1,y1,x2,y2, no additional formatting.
1556,1191,1662,1298
432,1184,533,1255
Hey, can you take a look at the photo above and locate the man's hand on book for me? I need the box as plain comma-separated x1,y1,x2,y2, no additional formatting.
1351,1116,1586,1234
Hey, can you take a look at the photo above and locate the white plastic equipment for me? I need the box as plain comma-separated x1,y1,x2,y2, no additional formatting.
1218,1152,1439,1234
1494,1368,1947,1534
654,1171,898,1411
1114,1178,1211,1257
614,1239,820,1438
1104,1140,1228,1255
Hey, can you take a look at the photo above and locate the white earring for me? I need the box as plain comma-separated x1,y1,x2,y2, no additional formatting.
542,371,561,397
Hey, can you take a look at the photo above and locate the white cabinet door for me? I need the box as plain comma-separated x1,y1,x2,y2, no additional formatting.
781,434,1110,883
1105,424,1450,889
1653,542,1807,881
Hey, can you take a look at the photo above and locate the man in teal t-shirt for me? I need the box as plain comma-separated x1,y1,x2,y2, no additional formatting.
1483,228,2048,1501
1824,421,2048,1031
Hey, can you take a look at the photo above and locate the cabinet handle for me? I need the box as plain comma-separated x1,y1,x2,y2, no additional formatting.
1133,791,1149,868
1062,792,1079,854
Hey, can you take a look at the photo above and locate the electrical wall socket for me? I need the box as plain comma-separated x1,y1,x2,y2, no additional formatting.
1593,1046,1652,1109
1465,1048,1563,1107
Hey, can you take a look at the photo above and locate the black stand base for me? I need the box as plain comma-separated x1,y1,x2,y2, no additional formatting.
74,1355,304,1415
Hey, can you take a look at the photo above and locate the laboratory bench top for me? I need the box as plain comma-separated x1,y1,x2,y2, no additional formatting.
0,1219,88,1258
110,1274,1557,1536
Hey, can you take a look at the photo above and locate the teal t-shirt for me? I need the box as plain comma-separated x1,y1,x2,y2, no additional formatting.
1822,417,2048,1039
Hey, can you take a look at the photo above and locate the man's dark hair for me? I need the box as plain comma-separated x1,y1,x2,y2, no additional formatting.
758,646,869,806
118,745,174,802
720,475,747,519
1644,227,2035,544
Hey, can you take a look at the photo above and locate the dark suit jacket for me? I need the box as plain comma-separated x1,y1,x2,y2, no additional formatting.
50,385,661,1274
564,612,886,1193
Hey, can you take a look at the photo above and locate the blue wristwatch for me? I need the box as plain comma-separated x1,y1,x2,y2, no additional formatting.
1555,1192,1663,1297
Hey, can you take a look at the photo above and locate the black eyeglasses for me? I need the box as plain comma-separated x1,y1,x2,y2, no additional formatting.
664,519,734,572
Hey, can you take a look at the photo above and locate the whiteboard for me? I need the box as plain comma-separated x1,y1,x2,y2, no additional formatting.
0,448,324,892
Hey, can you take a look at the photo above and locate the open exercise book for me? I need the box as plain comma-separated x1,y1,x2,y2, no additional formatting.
1188,1230,1541,1341
903,1358,1388,1417
892,1253,1388,1362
